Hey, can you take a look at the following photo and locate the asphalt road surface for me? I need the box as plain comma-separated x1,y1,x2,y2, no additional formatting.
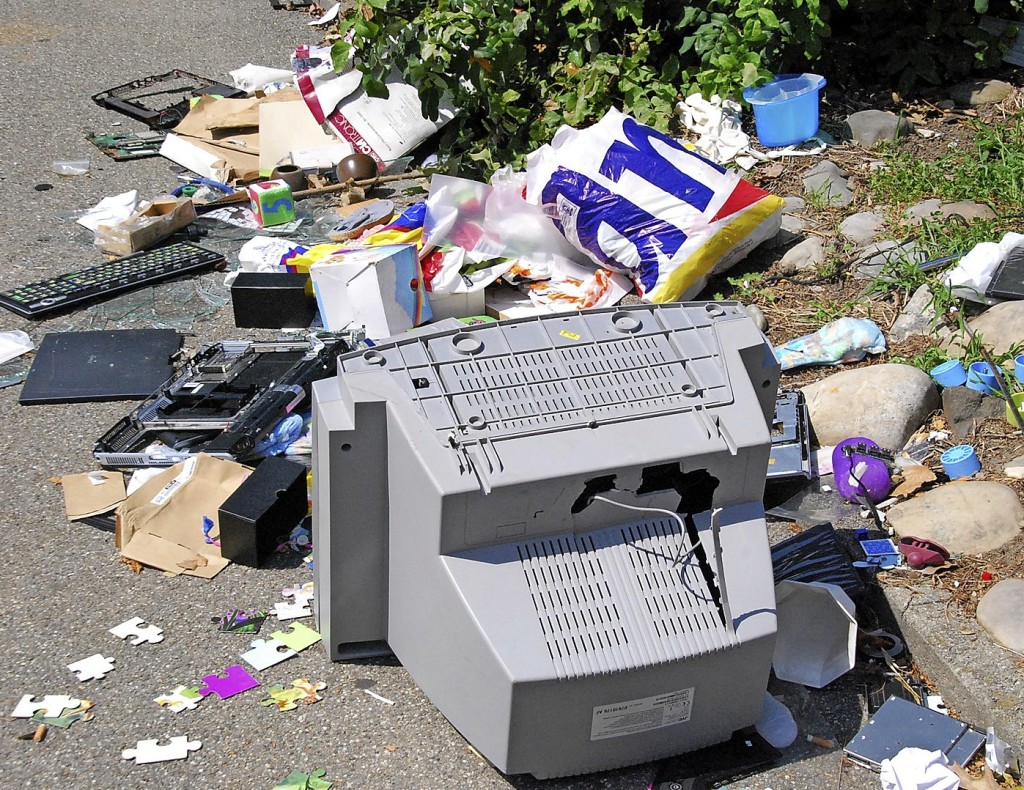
0,2,886,787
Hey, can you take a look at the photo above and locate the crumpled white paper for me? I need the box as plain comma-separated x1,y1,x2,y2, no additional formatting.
879,748,959,790
76,190,139,233
676,93,751,165
229,63,296,93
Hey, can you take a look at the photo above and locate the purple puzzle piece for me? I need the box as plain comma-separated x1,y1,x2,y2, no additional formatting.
197,665,260,700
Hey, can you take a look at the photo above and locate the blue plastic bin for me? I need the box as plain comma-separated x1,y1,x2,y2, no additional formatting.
743,74,826,148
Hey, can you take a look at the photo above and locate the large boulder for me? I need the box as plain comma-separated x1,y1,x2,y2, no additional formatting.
887,481,1023,555
801,363,939,450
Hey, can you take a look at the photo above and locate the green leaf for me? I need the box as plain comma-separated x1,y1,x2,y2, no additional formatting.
501,88,521,102
974,0,989,12
756,7,779,28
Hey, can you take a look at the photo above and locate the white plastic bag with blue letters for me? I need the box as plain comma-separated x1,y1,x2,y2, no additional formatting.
525,107,783,302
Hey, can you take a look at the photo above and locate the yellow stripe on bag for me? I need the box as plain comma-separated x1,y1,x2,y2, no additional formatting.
649,194,785,303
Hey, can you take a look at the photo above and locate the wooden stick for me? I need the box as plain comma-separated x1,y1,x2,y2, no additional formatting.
200,171,427,208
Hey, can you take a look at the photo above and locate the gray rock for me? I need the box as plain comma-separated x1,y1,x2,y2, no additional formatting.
941,386,1007,440
781,213,805,235
1005,454,1024,480
781,237,825,272
949,79,1014,107
783,196,806,214
977,579,1024,653
962,301,1024,357
801,363,939,450
802,161,853,207
903,199,943,226
844,110,914,148
887,481,1024,555
743,304,768,332
888,284,938,343
854,240,926,280
937,201,996,223
839,212,885,247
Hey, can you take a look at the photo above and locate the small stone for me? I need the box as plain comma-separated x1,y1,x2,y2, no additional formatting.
781,237,825,272
854,240,926,280
935,99,955,110
801,363,939,450
937,201,996,223
743,304,768,332
776,259,798,277
941,386,1008,440
844,109,915,148
783,196,806,214
780,214,804,235
1004,454,1024,479
802,161,853,207
887,481,1024,555
977,579,1024,652
888,284,939,343
949,79,1014,107
839,212,885,247
903,199,943,226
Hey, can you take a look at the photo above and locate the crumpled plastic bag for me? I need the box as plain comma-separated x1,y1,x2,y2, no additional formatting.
774,317,886,371
0,330,34,365
944,232,1024,304
525,107,783,303
880,748,959,790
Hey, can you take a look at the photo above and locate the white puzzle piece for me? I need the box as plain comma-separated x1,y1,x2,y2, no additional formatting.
155,685,202,713
240,638,297,671
122,736,202,764
281,581,315,604
68,654,116,681
272,600,311,621
110,617,164,645
12,694,81,718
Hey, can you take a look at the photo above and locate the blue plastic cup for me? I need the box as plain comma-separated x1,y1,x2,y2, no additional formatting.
930,359,967,388
1015,354,1024,386
966,361,998,394
940,444,981,479
743,74,826,148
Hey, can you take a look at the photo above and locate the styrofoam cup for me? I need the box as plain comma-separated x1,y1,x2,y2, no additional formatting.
930,359,967,388
940,444,981,479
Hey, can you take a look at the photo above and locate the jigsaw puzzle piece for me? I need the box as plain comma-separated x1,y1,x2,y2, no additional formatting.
290,678,326,704
197,665,260,700
281,582,315,604
122,736,202,764
272,768,332,790
32,700,95,729
261,685,306,711
12,694,81,718
155,685,202,713
272,600,311,621
110,617,164,645
213,608,268,634
271,623,322,652
241,638,297,671
68,654,116,681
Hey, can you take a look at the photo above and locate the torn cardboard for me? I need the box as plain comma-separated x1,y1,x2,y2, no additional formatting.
115,453,252,578
94,196,197,256
63,471,127,519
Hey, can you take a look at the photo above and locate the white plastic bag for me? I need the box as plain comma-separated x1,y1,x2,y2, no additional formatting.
944,232,1024,304
525,107,783,302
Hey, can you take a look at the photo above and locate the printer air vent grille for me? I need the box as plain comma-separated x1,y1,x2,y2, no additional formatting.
517,518,738,680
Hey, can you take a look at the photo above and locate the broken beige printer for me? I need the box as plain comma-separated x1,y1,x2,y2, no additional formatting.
312,303,780,778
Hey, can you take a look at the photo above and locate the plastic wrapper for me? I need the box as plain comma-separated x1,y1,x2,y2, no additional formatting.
944,232,1024,304
774,317,886,371
525,107,783,302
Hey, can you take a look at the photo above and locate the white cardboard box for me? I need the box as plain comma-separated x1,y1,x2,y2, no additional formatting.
309,244,431,339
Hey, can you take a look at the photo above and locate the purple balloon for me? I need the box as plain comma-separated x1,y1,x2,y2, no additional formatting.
832,437,892,503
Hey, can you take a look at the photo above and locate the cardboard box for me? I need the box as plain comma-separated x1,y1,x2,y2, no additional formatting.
94,196,197,256
218,457,307,568
309,244,431,339
426,288,486,321
231,272,316,329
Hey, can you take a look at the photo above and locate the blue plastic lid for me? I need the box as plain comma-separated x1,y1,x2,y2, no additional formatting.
743,74,826,105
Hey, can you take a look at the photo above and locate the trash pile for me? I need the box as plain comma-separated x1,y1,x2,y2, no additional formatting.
4,10,1024,789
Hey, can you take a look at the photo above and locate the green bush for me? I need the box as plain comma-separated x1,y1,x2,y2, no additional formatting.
330,0,1018,173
